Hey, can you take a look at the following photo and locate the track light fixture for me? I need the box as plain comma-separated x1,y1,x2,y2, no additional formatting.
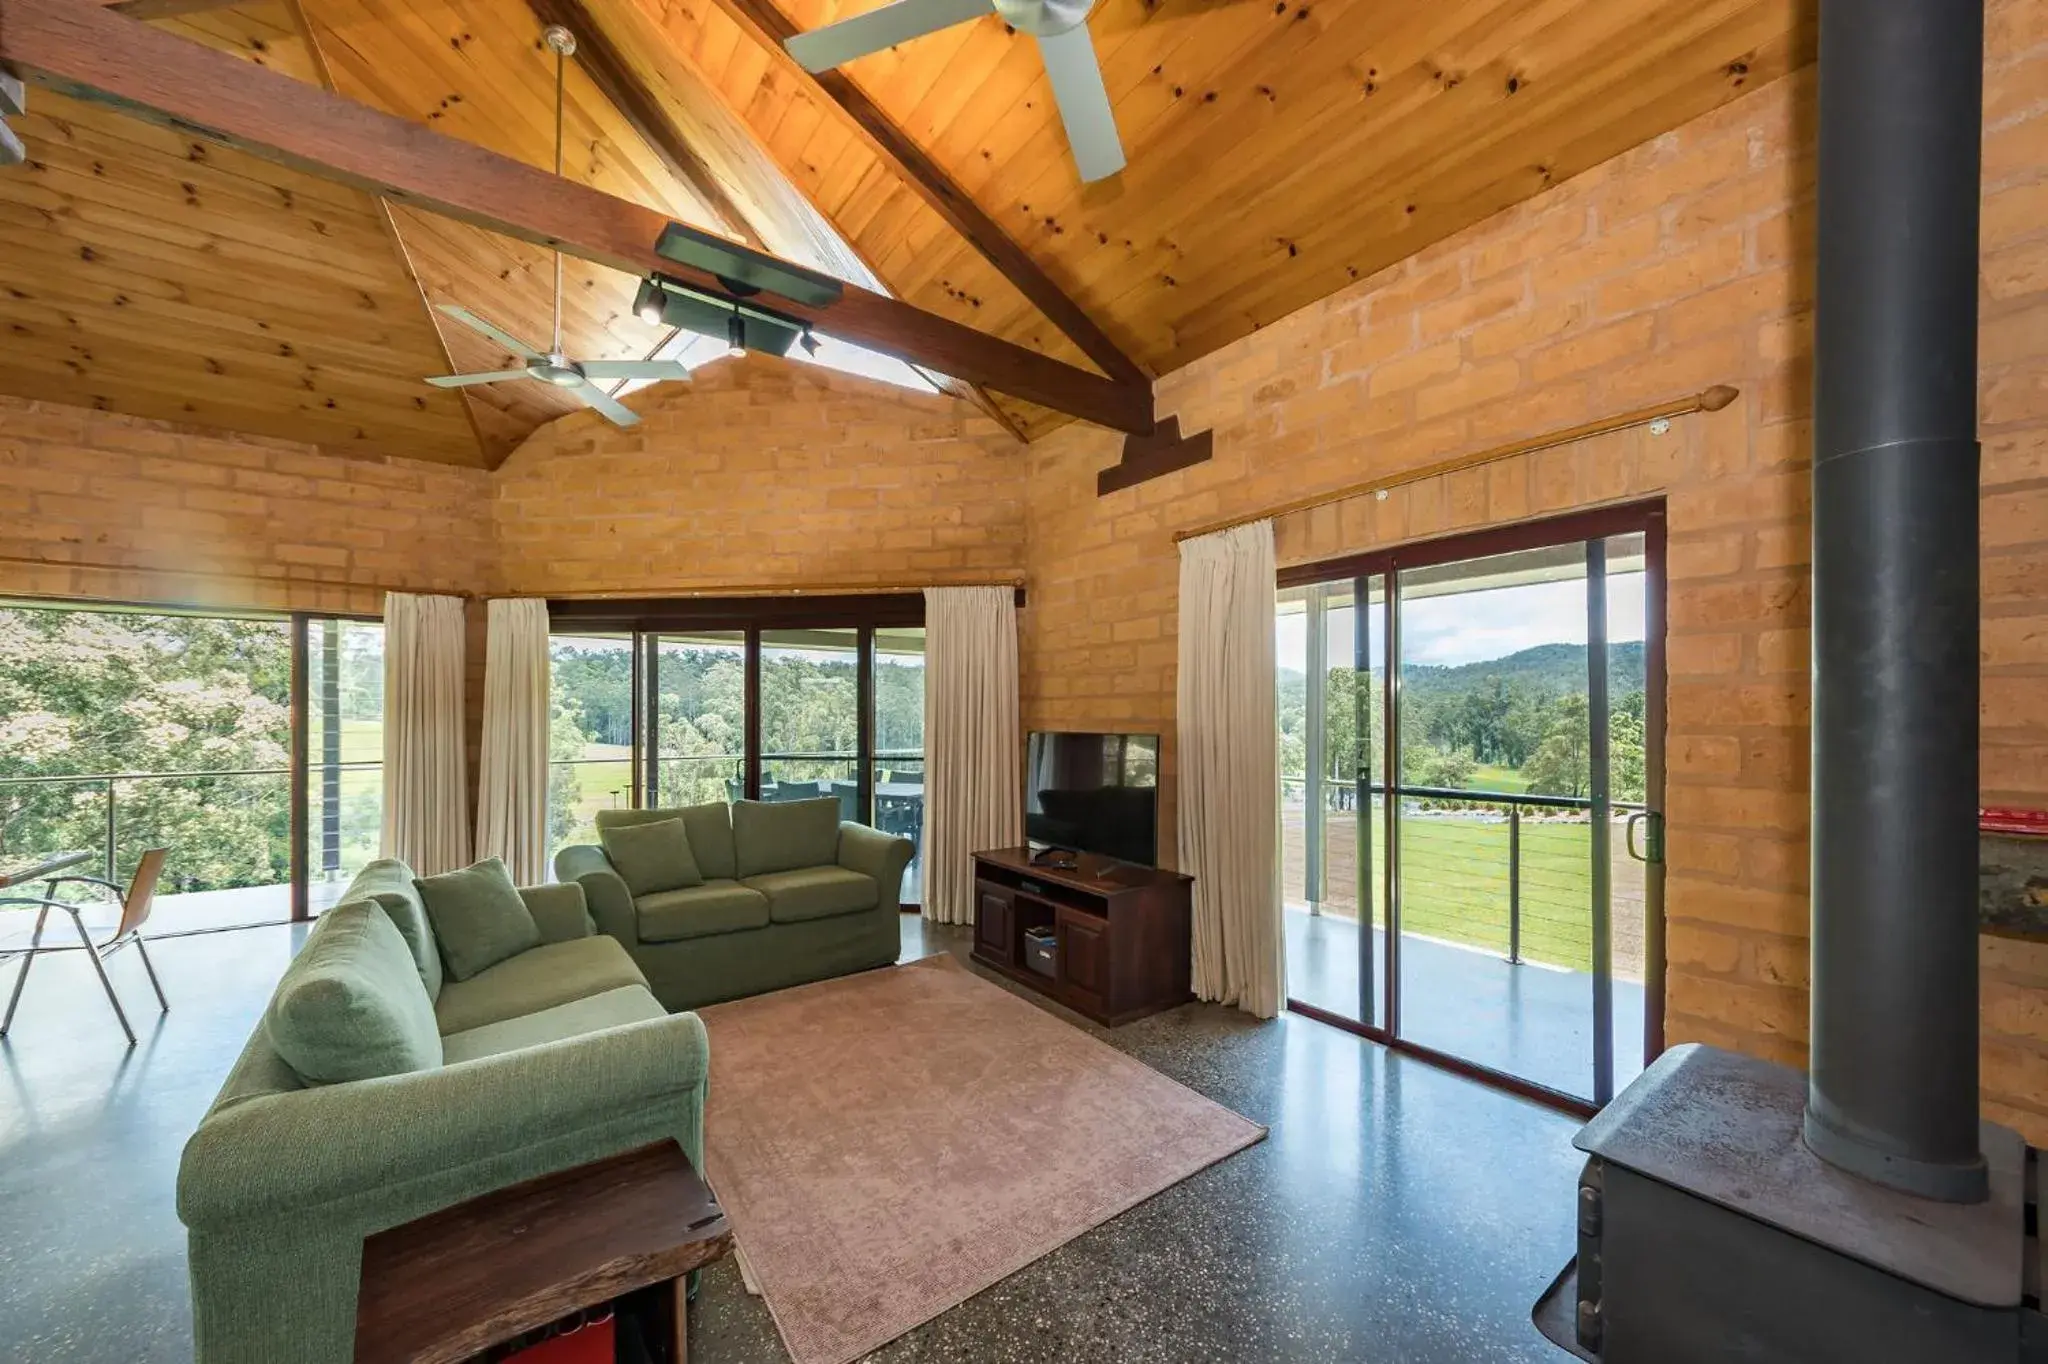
633,277,664,326
726,309,746,358
798,326,820,357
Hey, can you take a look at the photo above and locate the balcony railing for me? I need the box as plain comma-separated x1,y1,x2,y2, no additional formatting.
0,766,323,892
1281,775,1649,976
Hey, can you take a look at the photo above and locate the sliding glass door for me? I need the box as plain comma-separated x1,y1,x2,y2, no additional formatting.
301,617,385,915
542,597,934,905
546,632,636,854
759,628,859,812
1279,576,1386,1030
1279,507,1664,1110
0,600,387,931
650,632,749,808
873,627,926,903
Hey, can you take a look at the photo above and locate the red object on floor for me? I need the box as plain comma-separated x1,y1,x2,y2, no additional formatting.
502,1315,614,1364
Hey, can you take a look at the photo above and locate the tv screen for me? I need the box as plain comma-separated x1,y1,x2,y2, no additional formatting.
1024,732,1160,867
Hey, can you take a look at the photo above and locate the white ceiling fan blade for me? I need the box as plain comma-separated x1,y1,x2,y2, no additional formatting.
436,304,544,361
570,379,642,427
786,0,994,72
577,360,694,381
1036,25,1124,183
424,369,531,388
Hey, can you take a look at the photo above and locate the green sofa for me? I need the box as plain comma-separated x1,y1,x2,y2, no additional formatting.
555,798,914,1012
176,860,709,1364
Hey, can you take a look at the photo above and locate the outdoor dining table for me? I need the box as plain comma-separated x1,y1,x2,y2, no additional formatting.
0,850,93,890
0,850,96,960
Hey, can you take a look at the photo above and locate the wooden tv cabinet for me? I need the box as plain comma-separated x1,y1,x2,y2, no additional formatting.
970,847,1193,1026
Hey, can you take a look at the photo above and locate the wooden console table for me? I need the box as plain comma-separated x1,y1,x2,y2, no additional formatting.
971,847,1193,1026
354,1141,731,1364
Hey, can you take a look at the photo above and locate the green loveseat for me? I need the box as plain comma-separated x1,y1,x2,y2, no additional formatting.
555,797,914,1012
176,860,709,1364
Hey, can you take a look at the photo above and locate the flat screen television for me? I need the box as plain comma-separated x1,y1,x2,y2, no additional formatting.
1024,732,1160,867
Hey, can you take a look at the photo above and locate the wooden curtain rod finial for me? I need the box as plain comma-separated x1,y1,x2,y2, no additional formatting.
1699,384,1740,412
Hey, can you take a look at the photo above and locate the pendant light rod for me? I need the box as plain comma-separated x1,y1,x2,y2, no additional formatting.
543,24,576,356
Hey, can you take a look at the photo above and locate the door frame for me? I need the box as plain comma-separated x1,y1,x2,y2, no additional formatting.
1277,500,1668,1117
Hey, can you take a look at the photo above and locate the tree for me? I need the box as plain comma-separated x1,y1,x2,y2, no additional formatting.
0,606,292,891
1610,703,1648,804
545,701,591,851
1521,693,1592,798
1412,744,1475,789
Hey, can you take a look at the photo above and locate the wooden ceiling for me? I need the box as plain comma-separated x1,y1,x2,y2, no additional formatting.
0,0,1814,464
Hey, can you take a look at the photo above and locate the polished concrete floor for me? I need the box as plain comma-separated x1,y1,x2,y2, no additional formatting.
1,917,1587,1363
1286,910,1648,1101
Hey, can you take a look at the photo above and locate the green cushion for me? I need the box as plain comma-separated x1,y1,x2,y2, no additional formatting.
439,985,667,1064
346,858,443,1001
743,866,880,924
600,817,703,896
413,858,541,983
598,803,736,881
733,797,841,878
432,935,650,1035
263,900,442,1085
636,880,771,942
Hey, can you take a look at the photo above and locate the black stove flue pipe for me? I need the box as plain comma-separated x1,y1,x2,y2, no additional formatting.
1805,0,1987,1203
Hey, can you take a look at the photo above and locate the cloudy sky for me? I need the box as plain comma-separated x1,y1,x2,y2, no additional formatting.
1277,571,1646,669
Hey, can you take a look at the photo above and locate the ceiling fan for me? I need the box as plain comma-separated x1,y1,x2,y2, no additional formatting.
424,25,690,428
786,0,1124,183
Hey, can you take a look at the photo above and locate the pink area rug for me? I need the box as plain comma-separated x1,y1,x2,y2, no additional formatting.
696,952,1265,1364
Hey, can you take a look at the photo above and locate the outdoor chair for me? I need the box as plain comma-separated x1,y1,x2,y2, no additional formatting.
1,848,171,1046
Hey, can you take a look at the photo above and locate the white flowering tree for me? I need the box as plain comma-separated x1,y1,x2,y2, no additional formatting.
0,607,291,893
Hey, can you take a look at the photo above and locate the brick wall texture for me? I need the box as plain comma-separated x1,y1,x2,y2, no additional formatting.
1,9,2044,1133
1021,2,2048,1136
491,357,1028,595
0,394,491,615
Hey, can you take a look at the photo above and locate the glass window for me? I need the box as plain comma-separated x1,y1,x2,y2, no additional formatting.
1277,578,1386,1029
872,626,925,905
304,618,384,914
0,602,292,929
759,628,859,809
652,632,748,808
537,609,930,910
547,632,637,858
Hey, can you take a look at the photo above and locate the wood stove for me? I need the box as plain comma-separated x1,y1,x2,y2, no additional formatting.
1533,1,2044,1358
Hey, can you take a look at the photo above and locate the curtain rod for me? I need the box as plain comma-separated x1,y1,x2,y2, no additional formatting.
0,553,451,599
0,557,1025,604
1171,385,1740,544
528,580,1026,600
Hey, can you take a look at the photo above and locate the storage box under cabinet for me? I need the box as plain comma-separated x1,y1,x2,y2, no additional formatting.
1023,927,1058,977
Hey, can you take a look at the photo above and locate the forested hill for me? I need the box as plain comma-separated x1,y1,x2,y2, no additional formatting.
1278,641,1645,697
1401,641,1645,699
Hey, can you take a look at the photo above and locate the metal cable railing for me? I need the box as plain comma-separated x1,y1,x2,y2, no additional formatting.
1280,775,1653,968
0,765,377,885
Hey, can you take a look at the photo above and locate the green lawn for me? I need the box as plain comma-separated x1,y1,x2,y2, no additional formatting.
1466,763,1531,795
1398,816,1596,969
1295,808,1627,973
551,741,634,849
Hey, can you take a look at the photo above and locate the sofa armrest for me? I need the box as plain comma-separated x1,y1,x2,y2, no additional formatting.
518,882,594,944
838,822,915,911
554,844,637,945
177,1011,708,1229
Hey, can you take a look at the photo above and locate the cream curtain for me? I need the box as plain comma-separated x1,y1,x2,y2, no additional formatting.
381,593,471,876
474,598,551,885
1177,521,1284,1018
922,586,1022,924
